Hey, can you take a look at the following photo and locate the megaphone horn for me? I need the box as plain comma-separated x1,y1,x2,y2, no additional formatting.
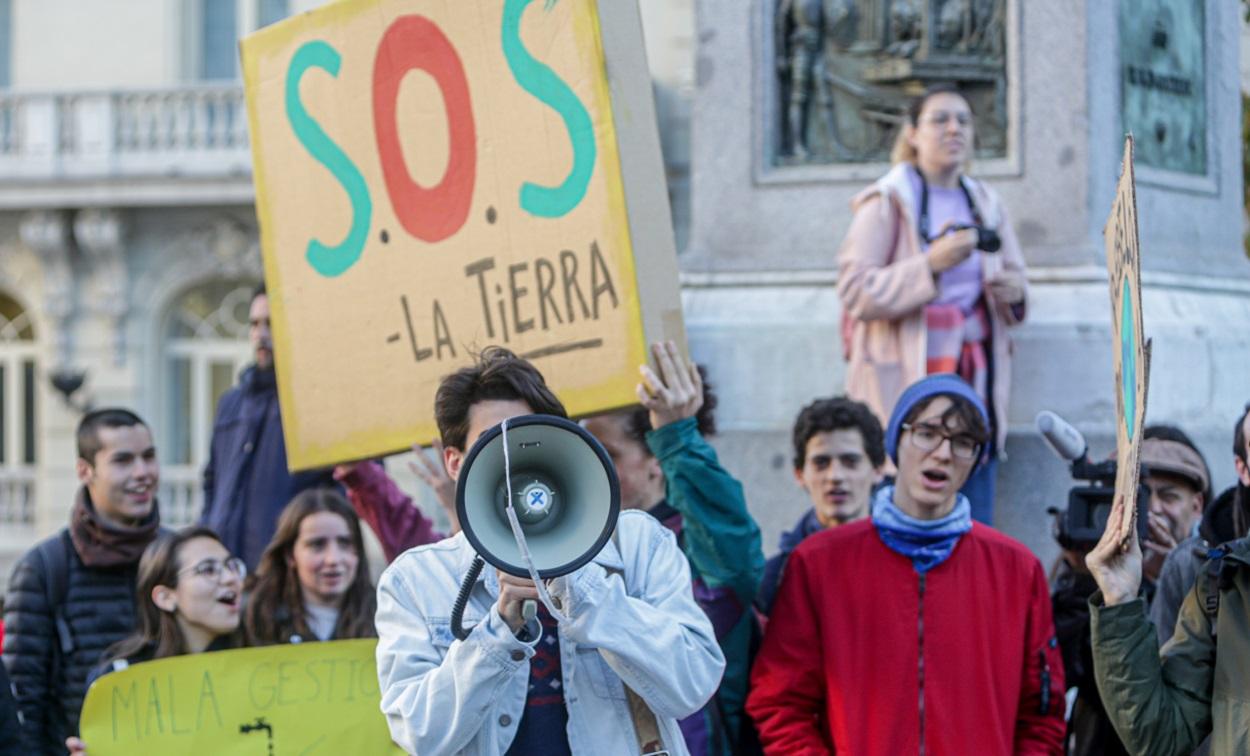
450,414,620,639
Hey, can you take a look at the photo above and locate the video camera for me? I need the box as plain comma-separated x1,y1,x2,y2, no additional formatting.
1036,411,1149,551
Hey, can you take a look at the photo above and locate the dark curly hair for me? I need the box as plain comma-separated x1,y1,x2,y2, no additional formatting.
435,347,568,451
792,396,886,469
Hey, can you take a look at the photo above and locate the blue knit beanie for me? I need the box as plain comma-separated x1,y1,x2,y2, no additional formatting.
885,374,990,465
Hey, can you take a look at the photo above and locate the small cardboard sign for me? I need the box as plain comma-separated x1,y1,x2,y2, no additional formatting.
78,640,402,755
1102,135,1151,545
241,0,682,470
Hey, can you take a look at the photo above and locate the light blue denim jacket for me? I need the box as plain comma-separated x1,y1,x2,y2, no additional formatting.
375,509,726,755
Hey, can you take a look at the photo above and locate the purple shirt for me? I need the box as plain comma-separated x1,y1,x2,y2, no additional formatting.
909,170,984,314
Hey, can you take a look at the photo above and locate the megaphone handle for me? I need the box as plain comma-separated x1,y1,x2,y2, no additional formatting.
450,556,486,642
522,599,537,624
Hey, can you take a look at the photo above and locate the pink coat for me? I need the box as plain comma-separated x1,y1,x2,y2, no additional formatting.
836,163,1027,451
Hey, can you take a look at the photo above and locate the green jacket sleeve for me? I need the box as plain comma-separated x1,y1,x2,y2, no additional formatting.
646,418,764,605
1090,586,1214,756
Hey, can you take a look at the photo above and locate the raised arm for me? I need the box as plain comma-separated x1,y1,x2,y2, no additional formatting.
1087,527,1215,754
333,461,444,562
640,341,763,607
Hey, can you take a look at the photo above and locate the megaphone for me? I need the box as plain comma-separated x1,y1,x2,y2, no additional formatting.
451,414,620,639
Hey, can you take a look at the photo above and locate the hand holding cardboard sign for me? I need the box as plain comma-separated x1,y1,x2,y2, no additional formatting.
1085,505,1143,607
1100,136,1150,559
637,341,702,431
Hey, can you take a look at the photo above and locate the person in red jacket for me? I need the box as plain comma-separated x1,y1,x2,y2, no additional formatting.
747,374,1064,755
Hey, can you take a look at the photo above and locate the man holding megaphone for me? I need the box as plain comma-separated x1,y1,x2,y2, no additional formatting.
375,347,725,756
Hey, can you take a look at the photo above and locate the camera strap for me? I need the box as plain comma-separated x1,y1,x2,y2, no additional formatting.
915,165,985,245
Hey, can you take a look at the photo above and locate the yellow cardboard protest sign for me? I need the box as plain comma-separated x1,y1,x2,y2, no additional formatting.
241,0,683,470
1101,135,1151,545
78,640,401,755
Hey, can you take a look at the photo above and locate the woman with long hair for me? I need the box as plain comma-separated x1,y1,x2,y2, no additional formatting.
837,83,1028,523
244,488,377,645
67,527,244,754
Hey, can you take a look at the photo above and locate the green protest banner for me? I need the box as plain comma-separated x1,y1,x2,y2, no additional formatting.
78,640,402,755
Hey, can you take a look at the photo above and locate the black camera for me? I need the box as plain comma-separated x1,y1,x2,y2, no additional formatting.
1036,410,1149,551
1051,458,1149,552
948,224,1002,253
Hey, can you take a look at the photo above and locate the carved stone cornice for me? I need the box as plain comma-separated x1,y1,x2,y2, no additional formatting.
132,216,262,325
198,217,263,279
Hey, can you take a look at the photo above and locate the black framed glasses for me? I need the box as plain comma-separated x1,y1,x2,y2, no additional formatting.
901,422,981,460
178,556,247,583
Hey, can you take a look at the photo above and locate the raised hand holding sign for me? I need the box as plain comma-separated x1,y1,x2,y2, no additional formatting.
1086,136,1152,603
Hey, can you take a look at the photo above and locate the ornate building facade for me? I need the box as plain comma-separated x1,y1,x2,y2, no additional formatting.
0,0,695,574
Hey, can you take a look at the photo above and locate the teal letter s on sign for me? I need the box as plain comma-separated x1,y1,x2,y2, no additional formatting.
285,41,373,278
501,0,596,218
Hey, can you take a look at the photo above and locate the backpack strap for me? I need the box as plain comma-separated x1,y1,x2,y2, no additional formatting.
1202,544,1234,638
607,524,669,756
37,531,75,655
34,530,75,713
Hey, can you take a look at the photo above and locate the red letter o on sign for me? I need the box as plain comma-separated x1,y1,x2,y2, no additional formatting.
373,16,476,243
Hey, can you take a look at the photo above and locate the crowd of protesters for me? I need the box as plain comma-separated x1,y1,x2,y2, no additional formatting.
2,84,1249,755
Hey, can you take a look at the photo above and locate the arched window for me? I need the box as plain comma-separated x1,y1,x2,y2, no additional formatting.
0,290,37,544
160,279,256,526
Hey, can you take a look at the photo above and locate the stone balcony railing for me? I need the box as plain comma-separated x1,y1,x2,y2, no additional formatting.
0,465,36,546
160,465,203,529
0,85,256,207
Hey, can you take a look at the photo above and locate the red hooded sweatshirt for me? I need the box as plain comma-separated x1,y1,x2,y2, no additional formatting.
747,519,1064,755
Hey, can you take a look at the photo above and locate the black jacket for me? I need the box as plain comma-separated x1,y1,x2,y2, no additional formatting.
200,366,335,569
2,530,143,751
755,508,822,616
0,663,20,756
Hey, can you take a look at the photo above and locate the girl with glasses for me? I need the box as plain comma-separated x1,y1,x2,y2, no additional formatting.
836,83,1029,524
68,528,244,754
244,489,377,645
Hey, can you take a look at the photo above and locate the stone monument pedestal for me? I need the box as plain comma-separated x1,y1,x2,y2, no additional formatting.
684,0,1249,564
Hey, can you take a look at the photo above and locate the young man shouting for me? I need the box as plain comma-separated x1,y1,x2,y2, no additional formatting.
374,347,724,755
748,374,1064,755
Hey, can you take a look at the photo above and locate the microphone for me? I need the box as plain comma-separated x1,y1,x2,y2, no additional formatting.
1035,410,1088,462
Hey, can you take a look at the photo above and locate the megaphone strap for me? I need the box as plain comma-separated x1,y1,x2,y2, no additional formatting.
626,685,668,755
607,525,668,755
498,418,664,754
500,418,571,625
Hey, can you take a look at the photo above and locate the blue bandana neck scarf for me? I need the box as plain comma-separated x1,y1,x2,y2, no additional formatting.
871,485,972,574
